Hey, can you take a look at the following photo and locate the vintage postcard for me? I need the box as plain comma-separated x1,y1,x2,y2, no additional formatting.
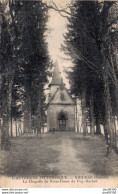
0,0,118,188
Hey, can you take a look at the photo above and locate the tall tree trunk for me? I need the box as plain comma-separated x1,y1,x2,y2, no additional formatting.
96,115,101,134
1,74,13,149
24,95,32,133
103,121,108,141
37,87,42,133
76,99,80,132
109,43,118,118
102,51,114,148
0,119,2,148
81,89,87,135
112,116,117,147
11,116,13,137
7,78,12,137
15,120,17,137
90,90,95,135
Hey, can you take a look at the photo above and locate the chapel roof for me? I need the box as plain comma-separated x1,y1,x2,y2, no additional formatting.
50,60,62,85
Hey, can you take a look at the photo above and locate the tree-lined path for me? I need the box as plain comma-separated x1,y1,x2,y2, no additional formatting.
0,1,118,182
1,132,118,177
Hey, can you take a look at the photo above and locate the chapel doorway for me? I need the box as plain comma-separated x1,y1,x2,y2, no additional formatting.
58,113,67,131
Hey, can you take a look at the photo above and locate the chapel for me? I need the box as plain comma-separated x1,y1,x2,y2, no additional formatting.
47,61,76,131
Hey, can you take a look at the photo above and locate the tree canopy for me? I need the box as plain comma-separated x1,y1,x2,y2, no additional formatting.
0,0,51,146
64,1,118,147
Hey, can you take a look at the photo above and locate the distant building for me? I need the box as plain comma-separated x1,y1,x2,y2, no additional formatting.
47,61,76,131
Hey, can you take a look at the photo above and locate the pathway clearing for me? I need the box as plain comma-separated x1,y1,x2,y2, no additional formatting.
0,132,118,177
48,132,94,176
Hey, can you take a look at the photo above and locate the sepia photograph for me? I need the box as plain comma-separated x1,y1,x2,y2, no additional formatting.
0,0,118,188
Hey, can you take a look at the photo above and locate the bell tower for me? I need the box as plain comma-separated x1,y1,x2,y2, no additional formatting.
47,60,76,132
49,60,62,98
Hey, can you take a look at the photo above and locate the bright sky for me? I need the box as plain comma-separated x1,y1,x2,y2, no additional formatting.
46,0,74,88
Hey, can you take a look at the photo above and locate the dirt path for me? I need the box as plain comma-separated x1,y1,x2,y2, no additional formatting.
48,133,95,176
1,132,118,177
58,134,94,176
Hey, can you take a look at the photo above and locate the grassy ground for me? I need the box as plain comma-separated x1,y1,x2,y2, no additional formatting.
0,132,118,177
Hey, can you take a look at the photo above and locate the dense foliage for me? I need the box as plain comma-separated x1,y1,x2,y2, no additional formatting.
0,0,50,147
64,1,118,147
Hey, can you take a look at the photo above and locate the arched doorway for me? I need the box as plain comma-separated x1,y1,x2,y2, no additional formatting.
58,113,68,131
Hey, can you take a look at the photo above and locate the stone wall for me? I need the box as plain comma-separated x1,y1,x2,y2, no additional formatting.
47,104,75,131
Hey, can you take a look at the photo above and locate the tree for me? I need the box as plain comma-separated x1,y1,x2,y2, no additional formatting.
0,1,14,149
0,0,51,148
64,1,118,149
12,1,50,133
8,0,51,133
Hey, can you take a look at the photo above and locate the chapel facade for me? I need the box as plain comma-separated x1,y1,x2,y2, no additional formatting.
47,61,76,131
